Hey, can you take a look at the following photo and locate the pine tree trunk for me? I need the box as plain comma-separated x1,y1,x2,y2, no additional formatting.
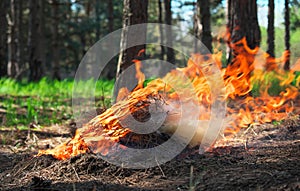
101,0,117,79
7,0,19,78
267,0,275,57
228,0,261,50
28,0,44,81
164,0,175,64
0,0,8,77
16,0,24,79
226,0,261,81
158,0,165,60
199,0,212,53
117,0,148,76
51,0,61,80
226,0,232,64
115,0,148,96
284,0,290,70
95,0,101,41
194,2,201,52
108,0,114,32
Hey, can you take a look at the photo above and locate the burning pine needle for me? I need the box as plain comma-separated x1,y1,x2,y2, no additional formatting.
37,38,300,160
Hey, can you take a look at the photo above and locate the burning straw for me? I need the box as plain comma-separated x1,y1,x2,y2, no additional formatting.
37,37,300,160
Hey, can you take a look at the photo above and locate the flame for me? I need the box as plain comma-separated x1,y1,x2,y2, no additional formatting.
37,130,89,160
37,37,299,160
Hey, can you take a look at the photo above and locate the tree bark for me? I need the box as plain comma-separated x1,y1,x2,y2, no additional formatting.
7,0,19,78
95,0,101,40
228,0,261,50
267,0,275,57
164,0,175,64
108,0,114,33
198,0,212,53
28,0,45,81
16,0,24,79
284,0,290,70
115,0,148,97
194,1,201,52
226,0,232,64
117,0,148,76
158,0,165,60
0,0,8,77
226,0,261,82
51,0,61,80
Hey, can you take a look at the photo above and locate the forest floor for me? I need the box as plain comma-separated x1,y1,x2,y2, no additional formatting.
0,115,299,191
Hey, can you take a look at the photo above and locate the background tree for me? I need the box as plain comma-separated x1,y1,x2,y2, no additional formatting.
0,0,8,77
267,0,275,58
28,0,45,81
114,0,148,96
16,0,24,79
284,0,290,70
164,0,175,64
0,0,298,81
198,0,212,53
7,0,19,78
290,0,300,31
117,0,148,76
50,0,60,80
108,0,114,33
228,0,261,50
158,0,165,60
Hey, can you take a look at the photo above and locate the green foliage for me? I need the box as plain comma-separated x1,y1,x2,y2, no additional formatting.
290,30,300,64
292,71,300,87
0,78,114,127
290,0,300,31
251,71,298,97
260,26,300,64
143,77,156,87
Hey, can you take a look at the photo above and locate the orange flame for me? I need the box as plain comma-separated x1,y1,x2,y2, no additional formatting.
37,38,299,160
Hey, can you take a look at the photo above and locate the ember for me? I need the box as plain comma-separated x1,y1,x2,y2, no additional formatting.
37,37,300,161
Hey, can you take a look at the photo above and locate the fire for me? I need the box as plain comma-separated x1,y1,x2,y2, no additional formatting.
37,37,300,160
37,130,89,160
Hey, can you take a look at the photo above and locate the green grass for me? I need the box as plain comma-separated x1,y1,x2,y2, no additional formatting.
0,78,114,127
1,70,299,128
251,71,300,97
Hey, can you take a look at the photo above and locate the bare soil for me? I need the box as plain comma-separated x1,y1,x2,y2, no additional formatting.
0,116,299,191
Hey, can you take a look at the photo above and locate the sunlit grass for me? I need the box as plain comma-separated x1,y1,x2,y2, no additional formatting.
1,71,299,128
0,78,115,127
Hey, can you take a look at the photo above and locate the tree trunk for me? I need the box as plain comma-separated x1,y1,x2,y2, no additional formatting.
193,2,201,52
226,0,261,83
101,0,117,79
95,0,101,40
284,0,290,70
164,0,175,64
51,0,61,80
228,0,261,50
117,0,148,76
16,0,24,79
28,0,45,81
226,0,232,64
7,0,19,78
267,0,275,57
0,0,8,77
115,0,148,97
108,0,114,33
198,0,212,53
158,0,165,60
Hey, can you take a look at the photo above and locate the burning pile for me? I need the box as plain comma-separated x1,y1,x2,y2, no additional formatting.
37,37,300,160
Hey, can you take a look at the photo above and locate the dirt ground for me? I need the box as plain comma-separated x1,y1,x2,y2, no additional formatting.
0,115,299,191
